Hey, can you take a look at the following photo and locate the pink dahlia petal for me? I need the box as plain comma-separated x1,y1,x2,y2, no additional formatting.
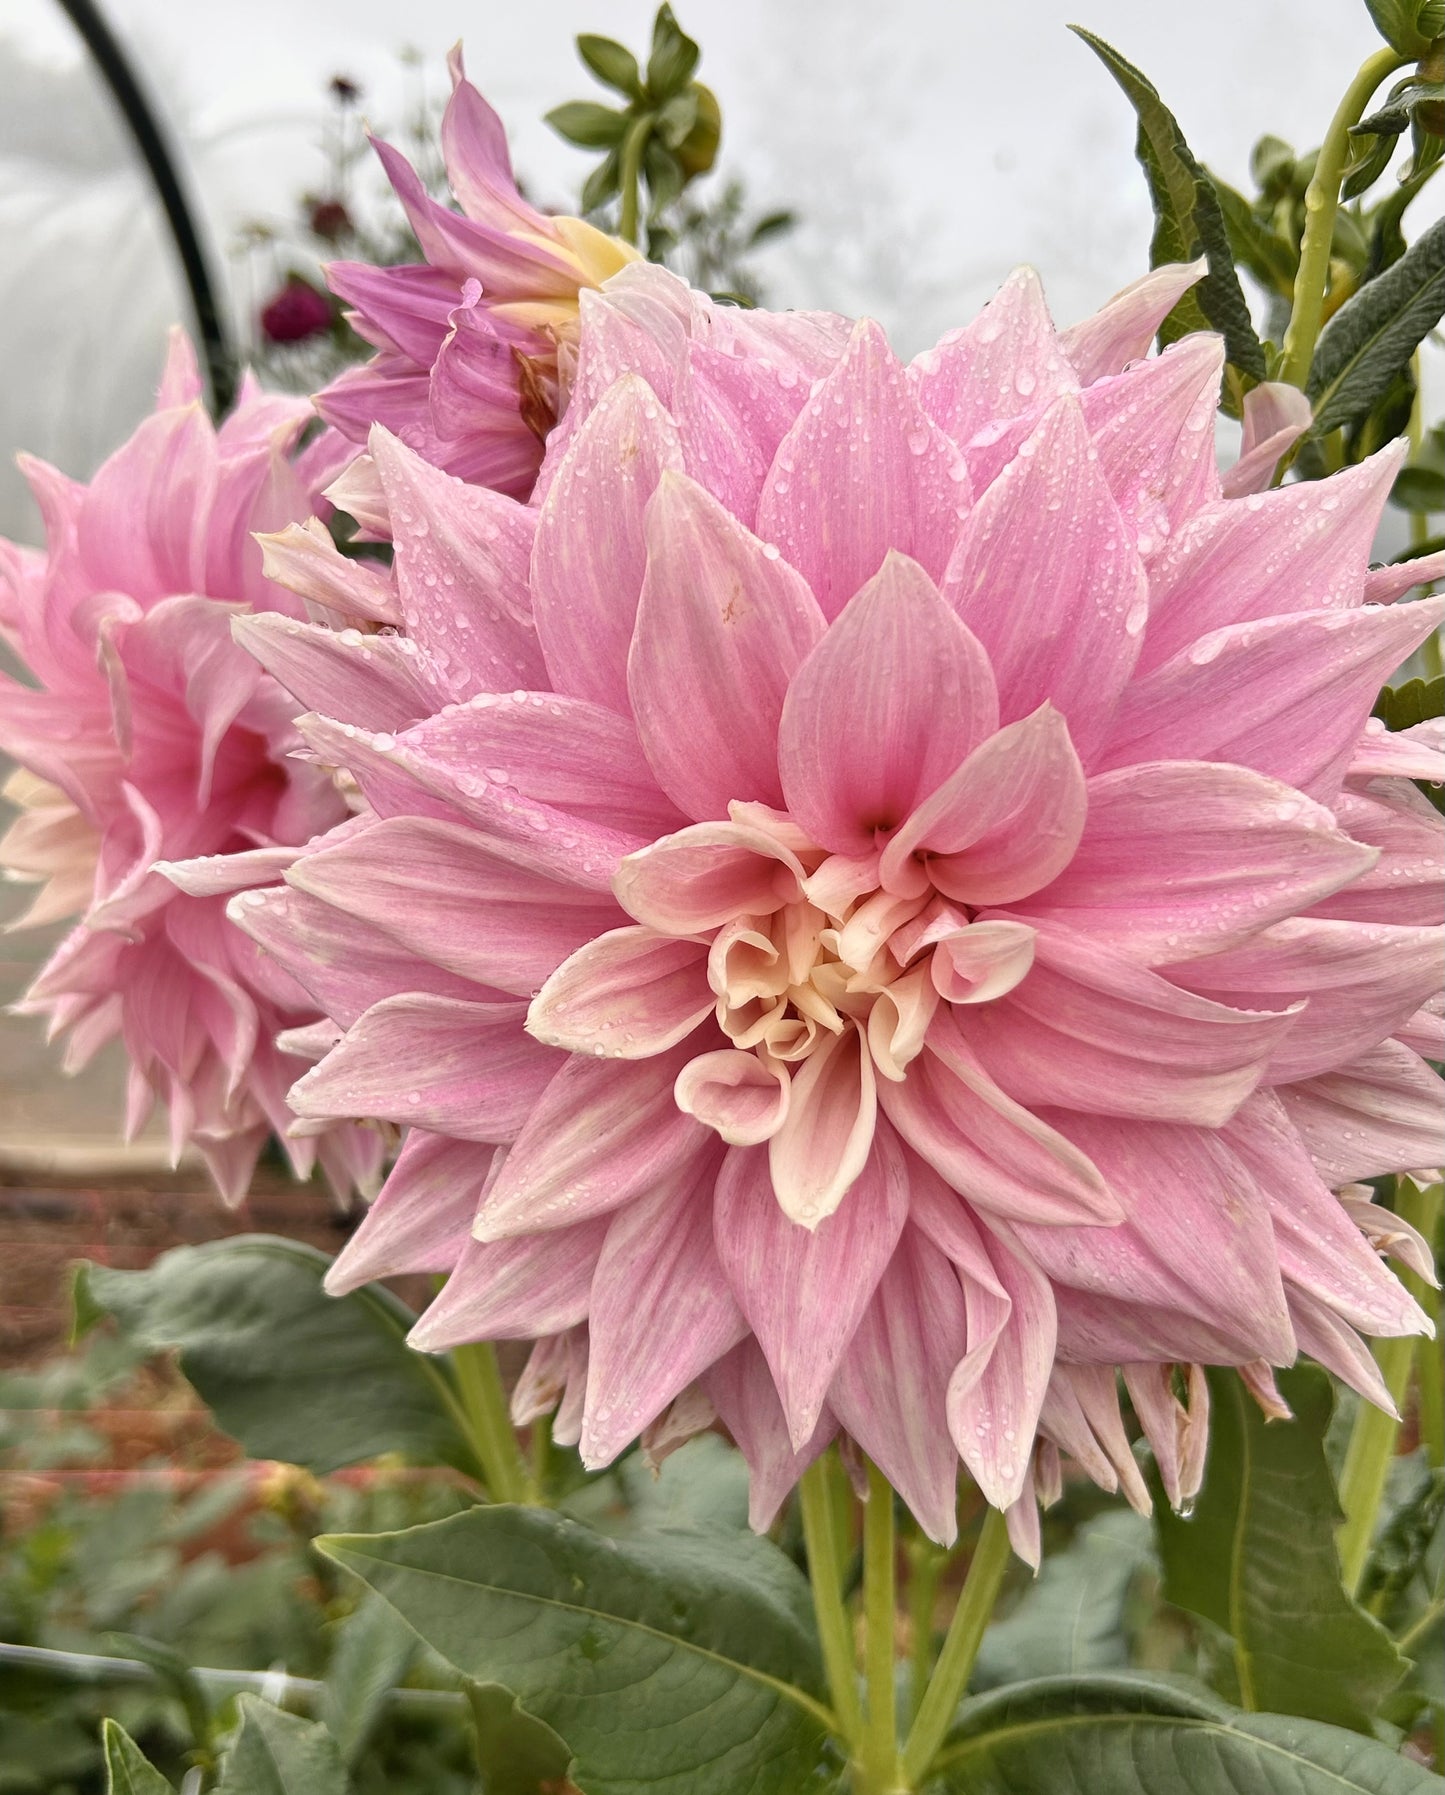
580,1146,746,1467
703,1340,837,1532
830,1222,969,1545
940,394,1147,760
879,1013,1119,1226
287,814,623,995
714,1125,908,1447
475,1048,710,1240
1364,549,1445,605
326,1132,493,1294
756,320,971,619
256,519,403,627
1288,1288,1398,1414
1023,761,1375,961
1105,598,1445,799
1219,381,1314,499
289,993,558,1139
1279,1040,1445,1184
528,927,713,1057
768,1021,878,1226
1349,716,1445,782
409,1219,610,1347
1140,446,1403,673
676,1049,790,1145
630,471,826,821
777,552,998,855
613,820,807,933
231,613,434,734
879,705,1085,905
1056,259,1206,384
912,266,1078,449
1318,785,1442,926
326,260,456,362
533,375,683,713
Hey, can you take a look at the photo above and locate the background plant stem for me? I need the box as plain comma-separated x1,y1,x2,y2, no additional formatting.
859,1462,900,1792
900,1505,1011,1786
1278,46,1405,391
798,1454,863,1746
449,1341,533,1505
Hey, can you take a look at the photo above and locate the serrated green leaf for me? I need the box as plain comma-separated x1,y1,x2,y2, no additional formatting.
647,5,701,100
973,1511,1153,1689
1307,216,1445,436
468,1684,576,1794
577,34,643,100
316,1506,838,1795
1154,1366,1406,1732
1374,675,1445,729
1071,28,1268,395
215,1696,348,1795
545,101,629,149
1211,172,1298,294
102,1720,175,1795
319,1591,416,1768
77,1236,472,1475
927,1672,1443,1793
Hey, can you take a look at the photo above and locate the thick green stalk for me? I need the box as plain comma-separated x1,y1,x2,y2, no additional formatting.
1337,1180,1443,1593
449,1341,532,1505
858,1463,900,1793
900,1506,1011,1786
906,1538,945,1727
618,115,651,245
799,1455,864,1747
1278,47,1405,391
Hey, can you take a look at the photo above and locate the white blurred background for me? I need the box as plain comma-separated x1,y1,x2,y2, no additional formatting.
0,0,1438,546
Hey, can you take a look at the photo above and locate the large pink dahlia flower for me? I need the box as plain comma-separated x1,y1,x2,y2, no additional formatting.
0,335,382,1202
315,47,640,500
233,263,1443,1550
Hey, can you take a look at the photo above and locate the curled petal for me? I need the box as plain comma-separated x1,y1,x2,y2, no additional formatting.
676,1049,790,1145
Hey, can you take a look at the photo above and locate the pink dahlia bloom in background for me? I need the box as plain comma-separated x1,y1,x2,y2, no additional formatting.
0,334,382,1203
233,261,1443,1556
315,47,640,501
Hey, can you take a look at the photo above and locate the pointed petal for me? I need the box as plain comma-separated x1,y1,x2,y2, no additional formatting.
408,1219,609,1347
831,1222,968,1545
940,395,1147,760
629,471,826,820
777,552,998,855
756,320,972,619
1101,597,1445,799
879,705,1085,906
1220,381,1313,498
1318,785,1442,927
475,1046,710,1239
1057,260,1206,383
232,612,433,733
532,374,683,713
1022,760,1377,960
325,1132,493,1294
528,927,712,1057
703,1339,837,1531
714,1126,908,1447
581,1146,745,1466
1364,549,1445,605
256,518,402,626
1279,1041,1445,1184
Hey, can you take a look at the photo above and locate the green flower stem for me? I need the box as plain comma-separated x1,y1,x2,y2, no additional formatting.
906,1537,945,1727
900,1505,1011,1787
449,1341,533,1505
798,1454,864,1747
1278,46,1406,392
618,115,652,245
858,1461,901,1793
1337,1179,1443,1593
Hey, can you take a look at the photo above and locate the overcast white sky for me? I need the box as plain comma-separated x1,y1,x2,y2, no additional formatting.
0,0,1437,541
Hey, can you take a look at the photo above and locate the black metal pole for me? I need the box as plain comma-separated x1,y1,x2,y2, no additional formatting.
54,0,236,414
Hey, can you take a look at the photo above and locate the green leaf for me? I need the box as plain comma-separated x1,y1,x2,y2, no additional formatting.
1070,28,1268,395
973,1511,1154,1689
1393,465,1445,511
647,5,701,100
928,1672,1444,1793
577,34,643,100
1307,216,1445,437
1154,1366,1406,1732
75,1237,472,1475
1341,129,1400,202
581,150,622,212
1210,172,1298,295
468,1684,576,1794
545,101,629,149
746,210,797,248
1363,0,1444,58
319,1591,416,1768
106,1633,213,1752
215,1696,348,1795
1373,675,1445,729
102,1720,175,1795
316,1506,838,1795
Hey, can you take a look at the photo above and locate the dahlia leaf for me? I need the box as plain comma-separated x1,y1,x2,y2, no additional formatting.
1373,675,1445,730
318,1593,416,1769
577,34,644,101
928,1671,1441,1793
1153,1365,1407,1733
316,1506,838,1795
1209,170,1297,297
73,1238,474,1476
214,1697,347,1795
971,1511,1154,1689
1306,216,1445,438
1070,29,1268,399
102,1721,175,1795
467,1685,576,1795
